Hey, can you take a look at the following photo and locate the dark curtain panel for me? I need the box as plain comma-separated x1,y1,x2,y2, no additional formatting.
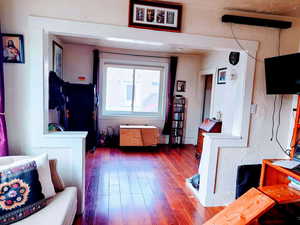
0,31,9,156
162,56,178,135
93,49,100,87
92,49,100,147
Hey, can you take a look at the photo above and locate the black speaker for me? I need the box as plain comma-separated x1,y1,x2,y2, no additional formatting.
222,15,292,29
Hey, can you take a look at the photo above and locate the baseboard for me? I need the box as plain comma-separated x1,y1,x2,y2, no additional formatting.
184,137,197,145
159,135,169,144
159,136,197,145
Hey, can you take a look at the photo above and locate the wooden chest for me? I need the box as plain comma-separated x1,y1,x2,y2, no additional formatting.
119,125,159,147
196,119,222,159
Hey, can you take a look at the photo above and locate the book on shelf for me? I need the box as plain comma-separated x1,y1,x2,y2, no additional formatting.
288,176,300,185
289,181,300,191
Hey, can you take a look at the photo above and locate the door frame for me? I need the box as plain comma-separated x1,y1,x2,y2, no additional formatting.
199,68,217,123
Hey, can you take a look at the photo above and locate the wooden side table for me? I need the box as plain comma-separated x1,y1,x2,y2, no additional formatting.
260,159,300,187
196,119,222,159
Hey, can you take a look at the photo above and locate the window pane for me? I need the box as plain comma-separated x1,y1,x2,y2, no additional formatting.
105,67,133,112
134,69,160,113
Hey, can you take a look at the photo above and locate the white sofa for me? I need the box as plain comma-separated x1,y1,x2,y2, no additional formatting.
0,156,77,225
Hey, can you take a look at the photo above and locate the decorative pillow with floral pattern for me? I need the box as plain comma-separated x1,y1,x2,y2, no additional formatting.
0,161,46,225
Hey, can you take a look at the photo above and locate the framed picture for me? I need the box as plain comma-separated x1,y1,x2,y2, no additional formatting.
176,80,186,92
2,34,25,63
217,68,227,84
129,0,182,32
53,41,63,79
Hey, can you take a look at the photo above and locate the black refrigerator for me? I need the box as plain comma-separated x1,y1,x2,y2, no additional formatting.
63,83,97,151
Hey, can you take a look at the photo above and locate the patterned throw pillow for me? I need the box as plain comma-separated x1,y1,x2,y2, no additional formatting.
0,161,47,225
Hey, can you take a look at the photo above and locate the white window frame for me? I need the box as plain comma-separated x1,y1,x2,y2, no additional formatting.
101,58,168,118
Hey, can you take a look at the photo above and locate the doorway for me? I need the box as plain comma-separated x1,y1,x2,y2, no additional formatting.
202,75,213,122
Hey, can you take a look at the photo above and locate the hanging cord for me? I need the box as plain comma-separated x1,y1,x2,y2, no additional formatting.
275,96,291,157
270,29,281,141
270,95,277,141
230,23,264,63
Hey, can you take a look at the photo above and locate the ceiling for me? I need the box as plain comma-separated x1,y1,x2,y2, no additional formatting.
225,0,300,16
58,35,212,55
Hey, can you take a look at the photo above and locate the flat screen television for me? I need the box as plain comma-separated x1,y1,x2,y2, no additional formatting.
265,53,300,94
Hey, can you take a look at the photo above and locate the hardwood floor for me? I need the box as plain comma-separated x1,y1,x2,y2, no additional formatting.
74,145,223,225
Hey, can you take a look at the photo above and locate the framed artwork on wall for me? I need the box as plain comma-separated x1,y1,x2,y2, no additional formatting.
2,34,25,64
53,41,63,79
128,0,182,32
176,80,186,92
217,67,227,84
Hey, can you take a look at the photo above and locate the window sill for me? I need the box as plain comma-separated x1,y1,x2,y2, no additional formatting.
101,114,164,120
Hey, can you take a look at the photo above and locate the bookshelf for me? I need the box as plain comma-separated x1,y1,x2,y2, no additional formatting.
170,95,185,145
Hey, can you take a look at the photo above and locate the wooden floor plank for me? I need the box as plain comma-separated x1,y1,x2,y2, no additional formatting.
74,145,223,225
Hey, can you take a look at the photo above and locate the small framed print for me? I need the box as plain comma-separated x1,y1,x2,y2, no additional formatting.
176,80,186,92
53,41,63,79
217,68,227,84
129,0,182,32
2,34,25,64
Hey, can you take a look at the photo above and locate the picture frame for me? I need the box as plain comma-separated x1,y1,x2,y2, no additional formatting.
176,80,186,92
2,34,25,64
53,41,63,79
129,0,182,32
217,67,227,84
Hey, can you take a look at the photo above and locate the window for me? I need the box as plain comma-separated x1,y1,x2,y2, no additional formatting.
102,64,165,117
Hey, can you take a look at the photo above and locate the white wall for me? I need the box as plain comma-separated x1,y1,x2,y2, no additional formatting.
199,51,228,120
0,0,299,152
1,0,299,153
63,43,94,84
198,51,249,134
174,55,203,144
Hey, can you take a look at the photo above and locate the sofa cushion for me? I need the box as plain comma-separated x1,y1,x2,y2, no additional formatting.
0,156,65,194
0,161,47,225
49,159,65,192
17,154,56,199
0,154,56,199
13,187,77,225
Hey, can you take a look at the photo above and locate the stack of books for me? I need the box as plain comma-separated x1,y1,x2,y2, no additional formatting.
288,176,300,191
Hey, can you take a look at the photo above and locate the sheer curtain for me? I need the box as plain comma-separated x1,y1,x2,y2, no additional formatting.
0,31,9,156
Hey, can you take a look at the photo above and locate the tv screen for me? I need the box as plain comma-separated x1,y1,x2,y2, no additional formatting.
265,53,300,95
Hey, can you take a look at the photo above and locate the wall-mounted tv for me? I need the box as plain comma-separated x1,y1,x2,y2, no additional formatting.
265,53,300,95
